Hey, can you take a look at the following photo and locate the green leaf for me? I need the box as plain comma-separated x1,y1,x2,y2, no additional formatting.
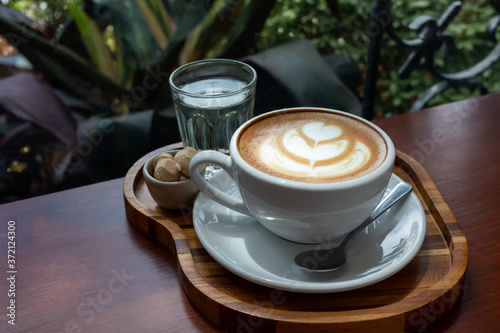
0,7,126,98
180,0,254,64
393,97,402,107
115,33,134,89
105,0,164,69
178,0,231,64
412,1,431,9
221,0,276,58
136,0,169,50
148,0,177,38
29,52,81,96
67,3,118,82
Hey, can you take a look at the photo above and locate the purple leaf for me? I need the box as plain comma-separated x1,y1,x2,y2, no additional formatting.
0,73,78,148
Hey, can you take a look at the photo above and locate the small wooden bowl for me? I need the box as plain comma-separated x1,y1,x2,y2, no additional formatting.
142,149,199,210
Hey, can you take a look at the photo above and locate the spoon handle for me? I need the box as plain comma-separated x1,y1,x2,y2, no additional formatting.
371,182,413,221
340,182,413,249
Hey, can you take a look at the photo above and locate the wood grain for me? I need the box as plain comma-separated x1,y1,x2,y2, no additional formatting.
2,92,500,332
123,148,468,333
373,93,500,333
0,174,220,333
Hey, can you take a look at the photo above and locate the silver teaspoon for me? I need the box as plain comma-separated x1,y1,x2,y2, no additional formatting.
294,182,413,272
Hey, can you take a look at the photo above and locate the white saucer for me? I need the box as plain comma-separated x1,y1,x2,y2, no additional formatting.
192,171,426,293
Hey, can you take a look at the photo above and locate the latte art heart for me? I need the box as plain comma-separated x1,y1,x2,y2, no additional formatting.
238,111,387,183
260,123,372,179
301,122,342,142
283,123,346,162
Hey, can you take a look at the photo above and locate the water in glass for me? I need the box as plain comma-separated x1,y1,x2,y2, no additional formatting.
174,76,254,155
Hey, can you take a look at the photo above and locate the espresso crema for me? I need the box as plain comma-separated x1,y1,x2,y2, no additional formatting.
238,111,388,183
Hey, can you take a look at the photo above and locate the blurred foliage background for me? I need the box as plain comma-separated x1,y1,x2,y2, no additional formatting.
258,0,500,116
1,0,499,202
3,0,499,116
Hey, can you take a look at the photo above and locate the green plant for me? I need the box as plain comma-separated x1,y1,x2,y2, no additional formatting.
1,1,275,112
0,0,277,201
1,0,363,201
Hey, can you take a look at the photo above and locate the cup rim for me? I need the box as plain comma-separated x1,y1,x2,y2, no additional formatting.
231,107,396,190
168,58,257,98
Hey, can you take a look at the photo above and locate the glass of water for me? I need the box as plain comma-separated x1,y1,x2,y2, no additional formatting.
169,59,257,178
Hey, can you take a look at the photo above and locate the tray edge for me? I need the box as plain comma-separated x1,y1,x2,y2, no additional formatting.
123,147,468,332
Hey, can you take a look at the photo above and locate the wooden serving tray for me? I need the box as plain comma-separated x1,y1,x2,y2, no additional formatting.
124,145,468,333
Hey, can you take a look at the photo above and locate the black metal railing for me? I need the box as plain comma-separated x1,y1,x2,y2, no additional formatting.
362,0,500,119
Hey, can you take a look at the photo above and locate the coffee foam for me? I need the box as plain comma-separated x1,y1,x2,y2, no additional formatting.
238,111,387,183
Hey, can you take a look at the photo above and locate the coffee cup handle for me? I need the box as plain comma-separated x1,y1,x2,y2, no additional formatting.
190,151,251,216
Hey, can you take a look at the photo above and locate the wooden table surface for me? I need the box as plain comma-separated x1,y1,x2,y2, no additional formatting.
1,93,499,332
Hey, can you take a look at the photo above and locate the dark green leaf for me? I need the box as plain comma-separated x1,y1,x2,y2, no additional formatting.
147,0,176,38
0,8,127,98
168,1,211,45
212,0,277,59
67,3,118,82
179,0,247,63
105,0,163,69
136,0,168,50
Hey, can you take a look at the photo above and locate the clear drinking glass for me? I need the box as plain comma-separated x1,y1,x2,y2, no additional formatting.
169,59,257,178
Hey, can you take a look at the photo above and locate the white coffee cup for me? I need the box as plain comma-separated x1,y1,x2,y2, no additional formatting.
190,107,395,244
